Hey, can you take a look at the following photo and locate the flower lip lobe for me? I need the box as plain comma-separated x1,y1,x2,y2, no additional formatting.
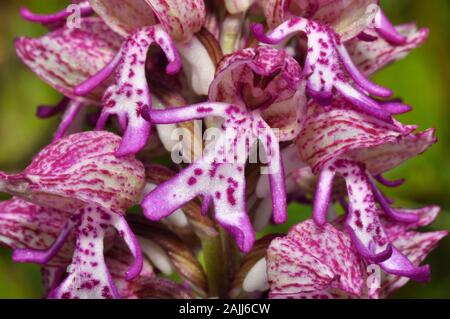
143,102,287,253
252,18,395,122
95,25,181,156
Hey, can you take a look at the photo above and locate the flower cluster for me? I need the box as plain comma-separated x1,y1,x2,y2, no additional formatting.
0,0,446,299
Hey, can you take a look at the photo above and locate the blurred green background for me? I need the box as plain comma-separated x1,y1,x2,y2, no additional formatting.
0,0,449,298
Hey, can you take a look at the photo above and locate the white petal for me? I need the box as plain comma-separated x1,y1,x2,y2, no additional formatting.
177,36,215,95
165,209,189,228
139,237,173,275
243,258,269,293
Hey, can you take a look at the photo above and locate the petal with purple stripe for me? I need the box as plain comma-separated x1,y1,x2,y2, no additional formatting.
15,17,122,103
267,220,364,298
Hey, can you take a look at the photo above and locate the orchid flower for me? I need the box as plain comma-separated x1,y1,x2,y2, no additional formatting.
296,99,436,271
253,14,430,223
265,212,447,299
89,0,216,96
141,45,306,252
0,197,200,299
0,197,207,299
252,24,392,121
19,0,213,155
252,1,423,122
68,0,217,155
0,198,138,298
92,25,181,156
209,46,305,141
0,131,146,298
142,101,284,252
0,198,75,271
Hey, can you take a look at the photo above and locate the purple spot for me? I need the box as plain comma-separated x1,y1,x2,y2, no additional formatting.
187,177,197,185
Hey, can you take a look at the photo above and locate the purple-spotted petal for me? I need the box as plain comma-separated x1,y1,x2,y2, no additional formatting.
98,25,181,156
89,0,157,36
379,230,448,297
252,18,393,120
330,160,392,262
347,24,429,76
0,131,146,213
348,128,436,176
296,99,413,174
90,0,205,42
144,103,287,252
142,153,255,253
12,215,78,265
50,205,142,299
264,0,378,41
210,47,302,105
267,220,364,298
0,198,73,267
15,17,122,103
145,0,205,43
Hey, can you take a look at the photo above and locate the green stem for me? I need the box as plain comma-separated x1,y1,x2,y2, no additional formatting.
201,234,226,298
202,228,241,298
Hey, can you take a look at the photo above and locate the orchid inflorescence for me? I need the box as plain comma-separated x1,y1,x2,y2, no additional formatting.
0,0,446,299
